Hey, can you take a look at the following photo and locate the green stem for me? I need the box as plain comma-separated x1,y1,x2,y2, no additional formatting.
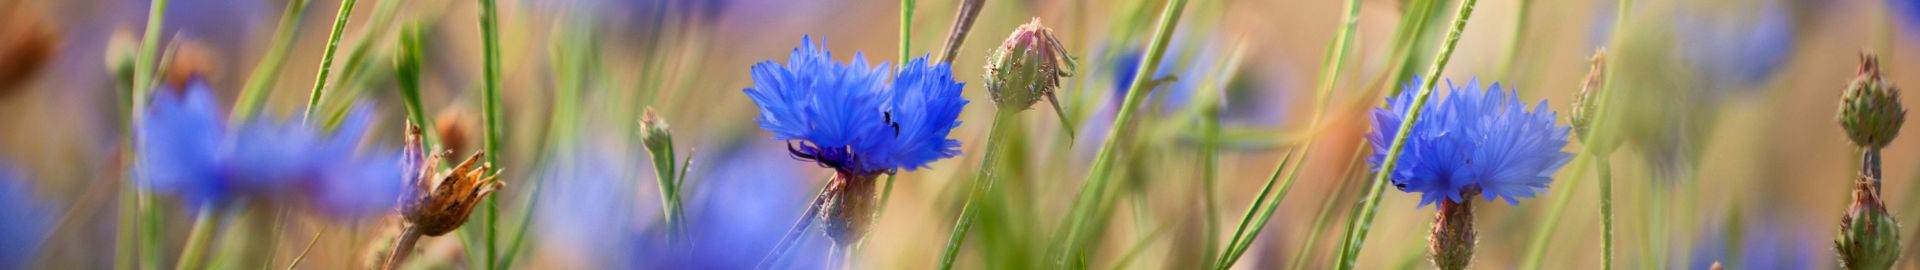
476,0,505,267
901,0,915,63
1598,157,1614,270
301,0,359,122
1517,154,1592,269
173,206,216,270
1057,0,1188,266
1199,106,1221,270
1214,150,1301,268
938,109,1018,270
231,0,312,123
130,0,169,268
1287,150,1366,270
1334,0,1480,269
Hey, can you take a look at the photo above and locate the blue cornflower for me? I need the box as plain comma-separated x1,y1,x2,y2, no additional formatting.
137,80,403,217
1674,0,1795,93
0,165,52,268
1892,0,1920,36
743,37,967,175
630,142,829,269
1366,78,1573,206
1687,219,1823,270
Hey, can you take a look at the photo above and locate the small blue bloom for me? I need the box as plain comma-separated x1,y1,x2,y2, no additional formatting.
136,80,403,217
1366,78,1573,206
630,142,829,269
1674,0,1795,93
0,165,53,268
743,37,967,175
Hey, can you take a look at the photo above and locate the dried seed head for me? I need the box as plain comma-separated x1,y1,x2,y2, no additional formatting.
1839,54,1906,149
985,18,1073,112
1428,189,1478,270
106,29,136,90
401,123,503,236
1836,175,1901,269
1571,49,1606,141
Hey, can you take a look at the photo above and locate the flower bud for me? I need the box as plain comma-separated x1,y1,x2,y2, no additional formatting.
1429,190,1478,270
1836,175,1900,270
1839,54,1906,150
820,172,880,247
1571,49,1606,142
400,123,503,236
638,107,673,154
984,18,1072,112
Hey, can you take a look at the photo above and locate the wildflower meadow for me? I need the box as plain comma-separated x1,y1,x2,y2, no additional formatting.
2,0,1919,269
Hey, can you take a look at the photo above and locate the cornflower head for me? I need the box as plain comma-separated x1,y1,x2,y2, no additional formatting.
743,37,967,247
1366,78,1572,269
1674,0,1796,96
0,165,52,268
985,18,1072,112
136,79,403,217
1367,78,1572,206
630,142,828,269
1834,54,1904,269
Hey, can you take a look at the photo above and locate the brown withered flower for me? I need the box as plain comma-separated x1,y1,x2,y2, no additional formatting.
385,122,502,270
0,0,58,97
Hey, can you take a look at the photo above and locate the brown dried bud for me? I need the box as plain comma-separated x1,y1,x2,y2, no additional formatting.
400,123,503,236
162,40,220,92
1429,189,1478,270
820,172,881,247
434,107,476,155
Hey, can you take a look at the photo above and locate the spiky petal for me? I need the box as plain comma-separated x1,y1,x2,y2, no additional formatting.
1366,78,1573,206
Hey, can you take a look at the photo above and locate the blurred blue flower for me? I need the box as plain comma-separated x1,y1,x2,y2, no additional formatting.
1687,220,1822,270
136,80,403,217
1674,0,1795,93
0,165,52,268
1366,78,1572,206
535,145,650,267
743,37,966,175
1892,0,1920,35
629,142,829,269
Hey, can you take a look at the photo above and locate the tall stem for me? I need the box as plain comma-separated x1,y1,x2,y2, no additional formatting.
1598,157,1615,270
128,0,170,268
1334,0,1480,268
173,206,216,270
937,109,1017,270
937,0,985,63
476,0,505,268
301,0,360,122
382,226,422,270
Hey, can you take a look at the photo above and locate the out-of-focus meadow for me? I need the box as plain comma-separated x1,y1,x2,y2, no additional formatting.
1,0,1918,269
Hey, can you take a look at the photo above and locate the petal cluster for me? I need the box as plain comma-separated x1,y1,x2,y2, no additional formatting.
1366,78,1572,206
743,37,966,174
136,81,403,217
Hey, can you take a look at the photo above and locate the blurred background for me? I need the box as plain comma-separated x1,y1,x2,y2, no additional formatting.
0,0,1915,268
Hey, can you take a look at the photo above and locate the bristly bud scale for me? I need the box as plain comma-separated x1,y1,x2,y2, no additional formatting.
1429,188,1478,270
1839,54,1905,150
984,18,1073,112
1836,175,1900,270
820,172,881,247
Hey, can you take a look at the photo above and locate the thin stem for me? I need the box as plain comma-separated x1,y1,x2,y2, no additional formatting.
1598,157,1615,270
1494,0,1532,79
759,181,833,269
1057,0,1188,266
286,230,323,270
1334,0,1481,268
173,206,216,270
129,0,169,268
1516,154,1592,269
901,0,915,64
232,0,313,123
1214,150,1300,268
938,109,1018,270
301,0,360,122
476,0,505,268
1199,105,1222,269
937,0,985,63
383,226,422,270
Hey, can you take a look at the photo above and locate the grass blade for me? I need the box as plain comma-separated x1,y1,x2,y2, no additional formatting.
301,0,360,122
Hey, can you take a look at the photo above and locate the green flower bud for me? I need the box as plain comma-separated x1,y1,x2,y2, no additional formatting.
1837,176,1900,270
984,18,1072,112
1839,54,1906,150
